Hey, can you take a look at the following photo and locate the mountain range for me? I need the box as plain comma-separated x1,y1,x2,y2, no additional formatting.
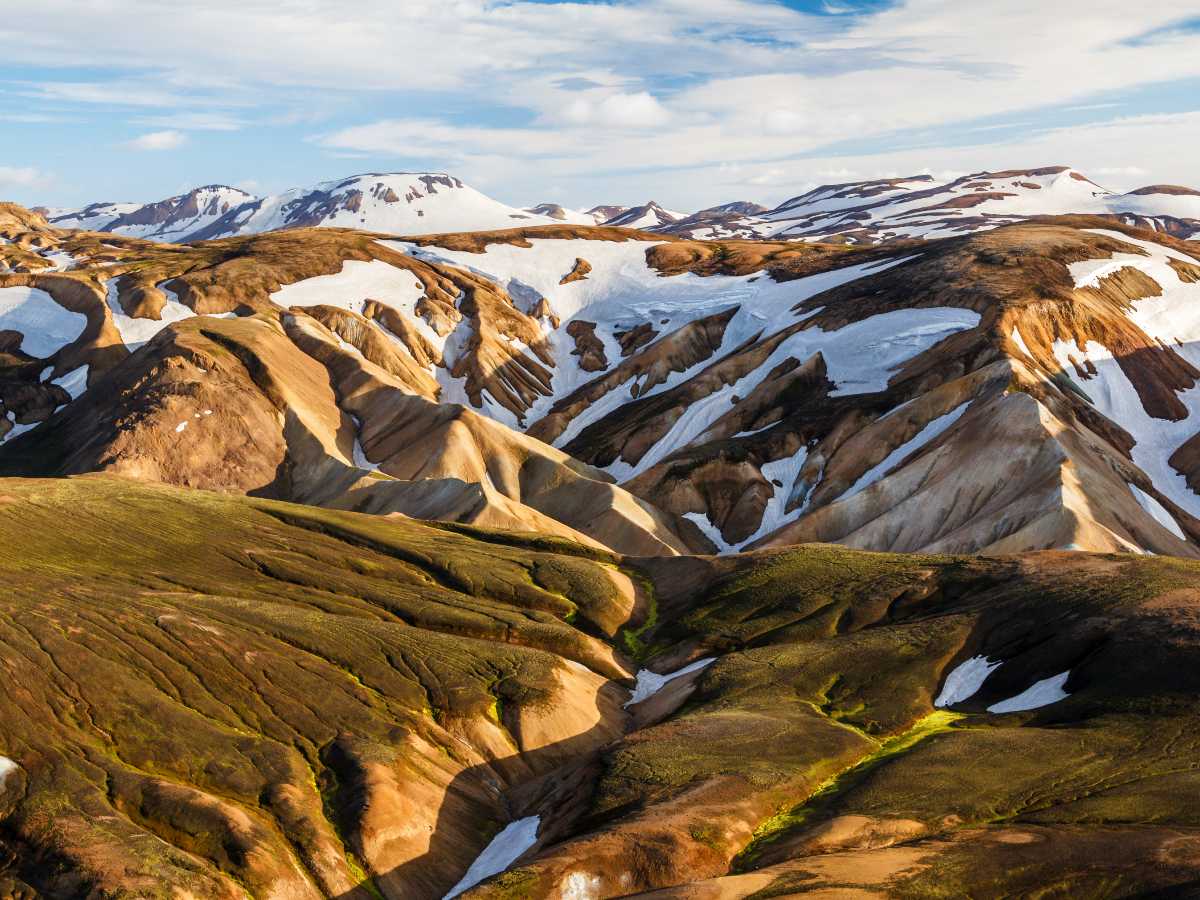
40,165,1200,245
4,163,1200,896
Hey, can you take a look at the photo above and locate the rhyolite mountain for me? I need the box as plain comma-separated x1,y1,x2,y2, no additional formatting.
5,180,1200,897
7,197,1200,557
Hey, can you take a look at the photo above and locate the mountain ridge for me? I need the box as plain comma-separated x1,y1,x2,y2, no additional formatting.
42,164,1200,246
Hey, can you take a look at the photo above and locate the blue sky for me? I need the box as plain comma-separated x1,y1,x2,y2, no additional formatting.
3,0,1200,211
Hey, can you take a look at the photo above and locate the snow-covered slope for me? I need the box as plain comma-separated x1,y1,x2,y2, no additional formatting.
8,197,1200,559
48,186,256,242
671,167,1200,244
523,203,600,226
234,173,558,237
603,201,686,230
46,174,560,243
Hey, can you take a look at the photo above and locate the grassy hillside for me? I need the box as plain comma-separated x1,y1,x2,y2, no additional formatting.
3,478,1200,898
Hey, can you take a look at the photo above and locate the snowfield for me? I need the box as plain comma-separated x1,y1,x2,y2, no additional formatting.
1052,231,1200,519
0,286,88,357
272,257,443,347
396,237,973,479
105,280,196,350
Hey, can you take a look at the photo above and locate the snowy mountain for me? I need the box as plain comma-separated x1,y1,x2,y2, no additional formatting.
602,201,686,229
46,185,256,243
48,173,561,243
39,166,1200,250
688,166,1200,243
583,204,628,224
656,200,771,240
7,196,1200,560
522,202,602,225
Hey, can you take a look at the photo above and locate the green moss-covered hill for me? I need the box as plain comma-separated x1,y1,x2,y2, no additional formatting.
2,475,1200,898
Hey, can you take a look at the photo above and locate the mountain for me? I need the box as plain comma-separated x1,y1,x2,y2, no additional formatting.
583,204,628,224
41,167,1200,250
8,193,1200,895
7,200,1200,560
1106,183,1200,238
703,200,770,216
45,184,256,242
523,203,603,225
656,200,772,240
602,200,686,229
695,166,1200,244
47,173,562,243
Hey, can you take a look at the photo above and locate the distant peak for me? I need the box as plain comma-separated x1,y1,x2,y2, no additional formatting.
1127,184,1200,197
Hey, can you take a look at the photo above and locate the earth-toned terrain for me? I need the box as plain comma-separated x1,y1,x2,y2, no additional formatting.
3,177,1200,897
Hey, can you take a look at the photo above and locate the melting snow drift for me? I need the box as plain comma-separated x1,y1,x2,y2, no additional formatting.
625,658,716,707
987,671,1071,713
934,655,1001,707
443,816,540,899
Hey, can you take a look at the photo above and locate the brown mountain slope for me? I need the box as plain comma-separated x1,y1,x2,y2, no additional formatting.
6,207,1200,559
0,217,705,555
0,311,700,556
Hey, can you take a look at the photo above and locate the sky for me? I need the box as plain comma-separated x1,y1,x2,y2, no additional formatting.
3,0,1200,212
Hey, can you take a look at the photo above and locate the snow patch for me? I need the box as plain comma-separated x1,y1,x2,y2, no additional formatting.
935,655,1001,707
1129,484,1185,540
443,816,540,899
0,756,18,788
682,512,735,554
52,365,89,401
737,448,810,548
561,871,604,900
3,412,37,442
625,658,716,708
1010,326,1033,359
987,671,1071,713
0,286,88,357
350,416,379,472
104,279,195,350
841,402,971,501
175,421,188,433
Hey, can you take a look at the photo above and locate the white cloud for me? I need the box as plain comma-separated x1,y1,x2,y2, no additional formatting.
137,112,246,131
23,80,189,107
559,91,670,129
0,167,51,190
7,0,1200,209
1092,165,1150,177
761,108,807,136
126,130,187,151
